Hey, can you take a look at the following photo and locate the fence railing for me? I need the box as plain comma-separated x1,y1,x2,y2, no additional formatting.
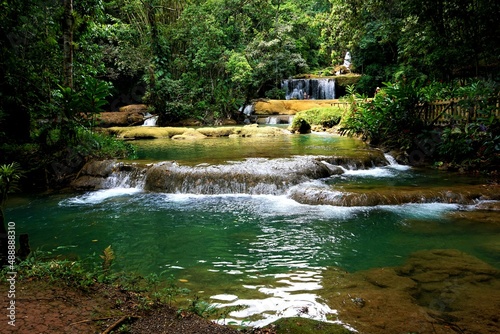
334,97,500,125
421,98,500,125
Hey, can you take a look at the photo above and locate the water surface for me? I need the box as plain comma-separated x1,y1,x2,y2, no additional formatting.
6,133,499,327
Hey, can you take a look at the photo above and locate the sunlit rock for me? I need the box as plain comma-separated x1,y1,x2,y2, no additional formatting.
172,128,208,140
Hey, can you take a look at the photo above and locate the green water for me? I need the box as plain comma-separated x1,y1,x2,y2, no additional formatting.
9,192,498,274
131,132,368,164
5,133,499,327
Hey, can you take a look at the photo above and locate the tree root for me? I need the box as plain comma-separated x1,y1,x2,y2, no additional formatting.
70,315,140,332
101,315,140,334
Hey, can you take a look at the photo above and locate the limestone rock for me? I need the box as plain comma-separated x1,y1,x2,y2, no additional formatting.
118,104,148,113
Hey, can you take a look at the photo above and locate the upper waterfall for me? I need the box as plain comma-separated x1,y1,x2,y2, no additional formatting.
282,78,336,100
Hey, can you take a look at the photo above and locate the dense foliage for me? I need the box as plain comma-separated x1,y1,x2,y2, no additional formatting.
0,0,499,177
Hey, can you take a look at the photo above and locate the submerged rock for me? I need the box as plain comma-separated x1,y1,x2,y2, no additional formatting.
289,184,500,206
321,249,500,334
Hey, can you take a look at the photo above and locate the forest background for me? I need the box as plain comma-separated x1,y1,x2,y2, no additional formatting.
1,0,499,188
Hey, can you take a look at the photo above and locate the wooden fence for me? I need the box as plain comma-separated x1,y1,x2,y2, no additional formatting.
421,98,500,125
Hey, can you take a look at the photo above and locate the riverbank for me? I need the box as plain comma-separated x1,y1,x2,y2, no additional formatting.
0,277,350,334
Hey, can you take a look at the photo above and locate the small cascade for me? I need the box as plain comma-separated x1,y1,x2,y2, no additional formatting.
384,153,411,170
72,152,390,194
71,160,148,191
144,157,335,195
282,78,336,100
259,115,294,125
102,166,147,189
72,154,499,207
240,104,254,116
142,113,158,126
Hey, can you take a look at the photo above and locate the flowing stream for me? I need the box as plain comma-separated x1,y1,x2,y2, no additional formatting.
6,132,499,329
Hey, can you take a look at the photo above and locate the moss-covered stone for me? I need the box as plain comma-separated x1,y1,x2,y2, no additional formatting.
104,125,289,140
321,249,500,334
334,74,362,87
289,107,345,133
197,127,237,137
105,126,188,139
172,128,208,140
254,100,349,115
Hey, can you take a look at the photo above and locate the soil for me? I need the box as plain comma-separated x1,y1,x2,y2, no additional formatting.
0,279,251,334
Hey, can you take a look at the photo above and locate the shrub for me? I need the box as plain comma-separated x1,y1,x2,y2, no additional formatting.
339,82,424,150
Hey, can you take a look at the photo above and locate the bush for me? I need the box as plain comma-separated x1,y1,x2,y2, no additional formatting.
339,82,424,150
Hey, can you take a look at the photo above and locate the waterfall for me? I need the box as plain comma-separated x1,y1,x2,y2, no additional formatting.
262,115,294,125
71,153,498,207
142,113,158,126
282,78,336,100
240,104,254,116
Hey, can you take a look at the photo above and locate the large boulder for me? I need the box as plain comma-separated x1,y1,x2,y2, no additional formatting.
98,104,148,127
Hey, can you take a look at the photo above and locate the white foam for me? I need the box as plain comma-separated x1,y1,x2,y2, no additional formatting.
381,202,460,218
60,187,142,205
340,166,395,177
384,154,411,171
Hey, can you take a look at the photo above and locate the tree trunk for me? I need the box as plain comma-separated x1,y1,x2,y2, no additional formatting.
62,0,74,88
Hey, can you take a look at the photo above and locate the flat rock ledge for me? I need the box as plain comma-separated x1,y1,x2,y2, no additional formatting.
104,124,289,140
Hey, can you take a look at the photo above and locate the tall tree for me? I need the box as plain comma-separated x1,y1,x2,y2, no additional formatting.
63,0,74,88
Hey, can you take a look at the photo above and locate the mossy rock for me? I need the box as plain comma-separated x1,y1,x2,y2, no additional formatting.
197,127,237,137
104,125,289,140
105,126,188,139
266,317,353,334
172,128,207,140
335,74,362,87
254,100,348,115
289,107,345,133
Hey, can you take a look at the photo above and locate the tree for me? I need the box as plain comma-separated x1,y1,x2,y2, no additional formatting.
63,0,74,88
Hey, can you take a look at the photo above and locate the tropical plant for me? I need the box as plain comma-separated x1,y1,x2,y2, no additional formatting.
340,81,424,150
0,162,23,263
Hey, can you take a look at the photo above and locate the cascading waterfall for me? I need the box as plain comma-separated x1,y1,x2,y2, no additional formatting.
142,113,158,126
71,153,498,206
282,78,336,100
